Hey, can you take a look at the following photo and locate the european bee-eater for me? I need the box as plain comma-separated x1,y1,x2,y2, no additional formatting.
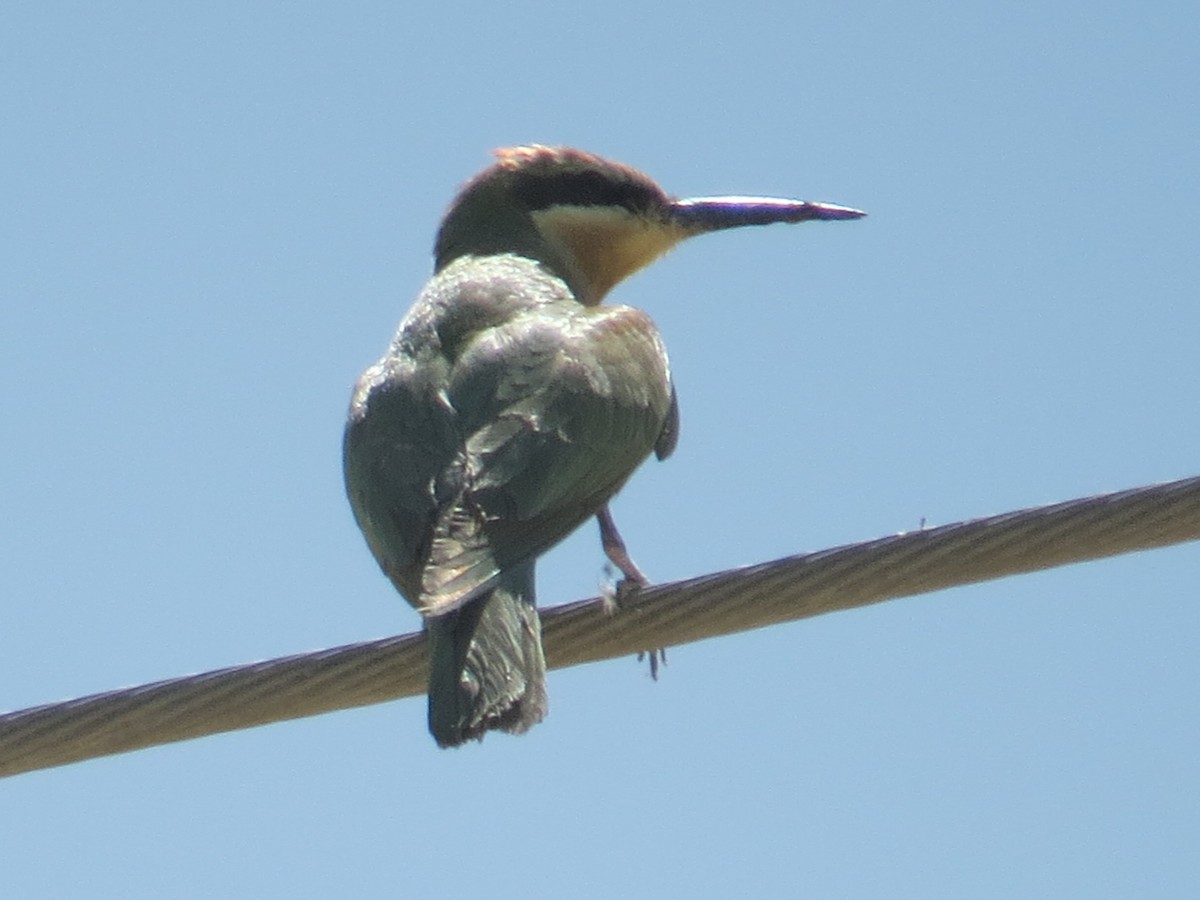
344,146,863,746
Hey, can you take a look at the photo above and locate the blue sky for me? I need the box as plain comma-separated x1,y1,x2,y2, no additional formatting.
3,3,1198,896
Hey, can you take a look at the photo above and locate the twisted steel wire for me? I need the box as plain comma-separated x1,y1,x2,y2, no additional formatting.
2,474,1198,778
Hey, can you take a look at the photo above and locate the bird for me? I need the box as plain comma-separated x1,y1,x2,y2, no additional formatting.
343,145,864,747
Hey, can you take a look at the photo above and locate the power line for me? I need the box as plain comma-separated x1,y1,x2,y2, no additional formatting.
2,474,1198,778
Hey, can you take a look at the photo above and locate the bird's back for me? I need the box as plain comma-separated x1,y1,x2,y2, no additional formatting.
344,254,673,614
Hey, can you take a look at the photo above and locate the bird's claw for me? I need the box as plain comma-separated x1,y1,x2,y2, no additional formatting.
598,568,666,679
637,647,667,680
600,568,644,613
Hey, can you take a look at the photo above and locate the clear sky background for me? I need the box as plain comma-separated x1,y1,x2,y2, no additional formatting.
3,3,1198,897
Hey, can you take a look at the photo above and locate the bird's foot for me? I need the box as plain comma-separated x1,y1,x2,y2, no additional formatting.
599,565,645,614
599,567,666,680
595,506,665,678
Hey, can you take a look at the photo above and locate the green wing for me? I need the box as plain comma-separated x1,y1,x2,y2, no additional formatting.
419,303,673,614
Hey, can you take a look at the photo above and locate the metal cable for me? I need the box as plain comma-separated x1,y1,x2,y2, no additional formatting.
2,474,1198,778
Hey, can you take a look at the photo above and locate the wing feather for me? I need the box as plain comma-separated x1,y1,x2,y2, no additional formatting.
419,304,671,613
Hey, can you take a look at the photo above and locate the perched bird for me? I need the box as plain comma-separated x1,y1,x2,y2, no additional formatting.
343,146,864,747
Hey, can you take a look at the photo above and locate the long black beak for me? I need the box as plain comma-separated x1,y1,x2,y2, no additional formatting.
668,195,866,233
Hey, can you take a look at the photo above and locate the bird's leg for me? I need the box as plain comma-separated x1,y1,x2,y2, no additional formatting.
596,504,648,596
596,505,666,680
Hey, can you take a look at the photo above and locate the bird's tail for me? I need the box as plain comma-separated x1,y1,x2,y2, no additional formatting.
425,561,547,747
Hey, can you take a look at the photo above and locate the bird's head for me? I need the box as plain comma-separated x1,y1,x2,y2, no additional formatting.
434,145,864,306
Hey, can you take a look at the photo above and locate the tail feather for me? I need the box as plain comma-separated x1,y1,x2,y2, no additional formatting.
426,562,547,747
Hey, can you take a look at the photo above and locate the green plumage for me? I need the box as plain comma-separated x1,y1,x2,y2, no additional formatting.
344,254,673,746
